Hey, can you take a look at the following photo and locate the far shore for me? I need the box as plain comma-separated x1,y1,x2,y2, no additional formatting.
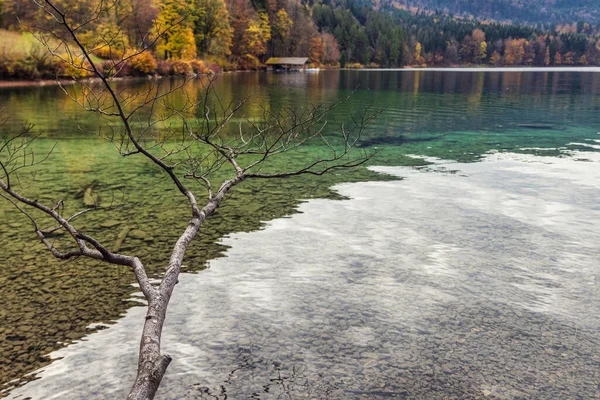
367,66,600,72
0,76,155,89
2,66,600,89
0,79,78,88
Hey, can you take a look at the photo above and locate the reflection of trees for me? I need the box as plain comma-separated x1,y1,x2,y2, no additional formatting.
466,72,484,107
501,72,523,95
442,72,458,93
412,69,420,100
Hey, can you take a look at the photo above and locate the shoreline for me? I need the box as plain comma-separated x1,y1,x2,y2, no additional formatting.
3,66,600,89
0,79,79,88
359,66,600,72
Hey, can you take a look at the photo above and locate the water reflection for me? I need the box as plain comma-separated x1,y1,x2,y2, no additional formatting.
7,151,600,399
3,70,600,140
2,70,600,395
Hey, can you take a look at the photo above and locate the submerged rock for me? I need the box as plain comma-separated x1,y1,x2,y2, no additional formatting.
83,188,98,207
113,226,131,252
99,220,121,228
129,230,154,242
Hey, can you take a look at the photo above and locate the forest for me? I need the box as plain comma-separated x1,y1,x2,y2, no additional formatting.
1,0,600,79
386,0,600,25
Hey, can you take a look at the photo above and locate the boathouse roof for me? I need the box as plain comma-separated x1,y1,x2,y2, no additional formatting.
265,57,309,65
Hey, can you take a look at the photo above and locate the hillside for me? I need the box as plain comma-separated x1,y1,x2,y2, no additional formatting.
1,0,600,80
386,0,600,25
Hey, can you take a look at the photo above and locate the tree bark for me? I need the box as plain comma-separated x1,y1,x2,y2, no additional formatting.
127,176,243,399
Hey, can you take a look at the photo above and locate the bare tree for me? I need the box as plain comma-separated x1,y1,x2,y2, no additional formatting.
0,1,376,399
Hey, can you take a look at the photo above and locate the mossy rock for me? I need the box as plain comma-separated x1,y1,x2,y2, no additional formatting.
83,187,99,207
99,220,121,228
129,230,153,242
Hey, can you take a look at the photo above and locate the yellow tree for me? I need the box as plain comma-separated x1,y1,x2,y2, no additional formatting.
85,19,131,59
504,38,525,65
154,0,197,59
460,29,485,64
271,9,293,56
478,41,487,64
472,29,486,64
241,13,271,66
414,42,425,66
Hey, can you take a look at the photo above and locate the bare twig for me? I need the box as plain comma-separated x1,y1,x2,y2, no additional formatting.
1,3,379,398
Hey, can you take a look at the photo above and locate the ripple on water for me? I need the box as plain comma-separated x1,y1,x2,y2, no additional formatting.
7,151,600,400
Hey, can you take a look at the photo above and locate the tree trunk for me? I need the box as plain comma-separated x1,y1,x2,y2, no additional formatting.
127,297,172,400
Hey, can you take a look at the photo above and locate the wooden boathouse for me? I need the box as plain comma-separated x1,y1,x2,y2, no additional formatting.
265,57,309,71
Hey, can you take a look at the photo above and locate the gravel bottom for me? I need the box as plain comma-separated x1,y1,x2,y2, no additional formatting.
7,152,600,400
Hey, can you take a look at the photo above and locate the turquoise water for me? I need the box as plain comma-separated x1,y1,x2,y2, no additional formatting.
2,70,600,398
3,70,600,147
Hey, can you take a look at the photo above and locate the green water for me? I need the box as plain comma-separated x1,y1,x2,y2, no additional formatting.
1,69,599,394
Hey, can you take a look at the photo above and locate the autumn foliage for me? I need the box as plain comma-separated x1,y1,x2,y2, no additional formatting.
126,50,158,75
2,0,600,76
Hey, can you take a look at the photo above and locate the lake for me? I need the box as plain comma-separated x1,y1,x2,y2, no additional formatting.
2,69,600,399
